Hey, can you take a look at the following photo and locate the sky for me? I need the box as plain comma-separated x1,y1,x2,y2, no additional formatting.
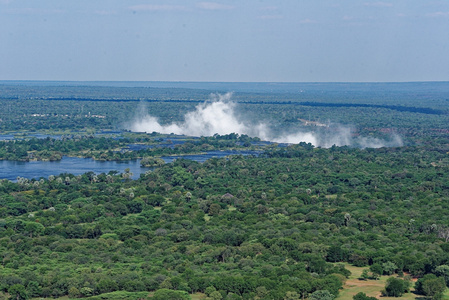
1,0,449,82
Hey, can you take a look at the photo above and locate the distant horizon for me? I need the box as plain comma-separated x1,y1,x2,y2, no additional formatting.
2,80,449,95
1,1,449,82
2,80,449,84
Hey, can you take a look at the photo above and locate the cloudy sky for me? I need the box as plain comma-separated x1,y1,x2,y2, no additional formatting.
1,0,448,82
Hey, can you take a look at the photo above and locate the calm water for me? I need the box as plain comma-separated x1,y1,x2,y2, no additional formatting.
0,134,14,141
0,132,123,141
160,150,260,163
0,157,148,181
0,150,260,181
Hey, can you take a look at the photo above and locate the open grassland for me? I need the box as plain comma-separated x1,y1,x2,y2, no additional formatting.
338,264,449,300
24,265,449,300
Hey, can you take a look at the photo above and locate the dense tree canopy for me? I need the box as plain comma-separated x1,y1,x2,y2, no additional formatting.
1,83,449,299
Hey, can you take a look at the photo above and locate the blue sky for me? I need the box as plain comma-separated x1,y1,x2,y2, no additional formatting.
1,0,448,82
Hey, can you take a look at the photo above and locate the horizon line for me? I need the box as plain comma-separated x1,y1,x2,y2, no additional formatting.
1,80,449,84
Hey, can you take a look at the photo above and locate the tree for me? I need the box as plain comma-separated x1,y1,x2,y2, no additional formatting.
421,276,446,299
353,292,377,300
126,199,145,213
8,284,28,300
24,222,44,237
284,291,301,300
360,269,369,280
208,203,221,216
152,288,191,300
96,279,118,294
141,157,165,167
327,245,348,262
382,261,397,275
435,265,449,287
79,287,93,297
68,287,80,299
256,286,269,299
309,290,334,300
25,281,41,298
415,274,440,295
384,277,406,297
205,286,217,297
369,263,382,280
209,290,223,300
147,194,165,206
293,280,311,300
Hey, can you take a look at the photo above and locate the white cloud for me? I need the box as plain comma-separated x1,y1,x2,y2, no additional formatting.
196,2,234,10
426,11,449,17
129,5,187,12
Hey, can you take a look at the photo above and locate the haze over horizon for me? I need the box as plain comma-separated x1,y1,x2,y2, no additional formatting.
1,0,449,83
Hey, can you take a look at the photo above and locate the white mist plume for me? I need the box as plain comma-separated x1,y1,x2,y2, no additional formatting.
132,93,254,136
356,134,403,148
130,93,402,148
271,132,318,146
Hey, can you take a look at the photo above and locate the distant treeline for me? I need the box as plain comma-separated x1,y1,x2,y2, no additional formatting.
296,101,445,115
1,96,444,115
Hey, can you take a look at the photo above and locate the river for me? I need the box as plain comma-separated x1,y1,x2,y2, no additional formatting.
0,150,260,181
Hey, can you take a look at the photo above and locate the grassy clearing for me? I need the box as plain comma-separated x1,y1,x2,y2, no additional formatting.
338,264,449,300
30,264,449,300
40,292,207,300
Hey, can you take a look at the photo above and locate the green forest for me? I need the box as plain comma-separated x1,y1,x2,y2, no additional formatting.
1,83,449,300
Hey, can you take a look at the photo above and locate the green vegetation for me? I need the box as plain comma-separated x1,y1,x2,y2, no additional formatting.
84,291,151,300
1,83,449,299
383,277,408,297
1,83,449,146
353,292,377,300
140,157,166,167
0,143,449,299
0,133,261,162
415,274,446,299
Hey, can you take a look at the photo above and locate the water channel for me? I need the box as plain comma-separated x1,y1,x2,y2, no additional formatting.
0,150,261,181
